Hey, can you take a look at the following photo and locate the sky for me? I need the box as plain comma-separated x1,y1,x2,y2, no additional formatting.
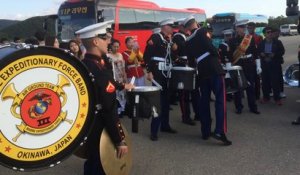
0,0,286,20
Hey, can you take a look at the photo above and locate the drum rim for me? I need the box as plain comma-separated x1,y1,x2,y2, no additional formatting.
130,86,161,92
226,65,242,70
0,46,97,171
171,66,195,71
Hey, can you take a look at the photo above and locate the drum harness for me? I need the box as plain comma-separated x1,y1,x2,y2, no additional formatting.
154,33,173,78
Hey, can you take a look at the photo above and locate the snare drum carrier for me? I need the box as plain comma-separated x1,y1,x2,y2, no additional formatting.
0,45,96,171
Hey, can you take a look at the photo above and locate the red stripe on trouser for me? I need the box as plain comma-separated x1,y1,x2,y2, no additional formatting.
222,77,227,133
180,91,186,119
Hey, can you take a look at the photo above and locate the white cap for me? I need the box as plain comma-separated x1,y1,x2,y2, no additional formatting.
183,16,195,27
234,20,249,27
159,18,174,27
175,18,185,26
152,27,161,34
222,29,234,35
75,20,114,39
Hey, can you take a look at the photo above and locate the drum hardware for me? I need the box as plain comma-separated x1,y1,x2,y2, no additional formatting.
224,66,248,94
284,62,299,87
169,66,196,90
127,86,161,133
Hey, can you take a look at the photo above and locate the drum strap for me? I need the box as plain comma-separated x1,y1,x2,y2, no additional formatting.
232,35,253,64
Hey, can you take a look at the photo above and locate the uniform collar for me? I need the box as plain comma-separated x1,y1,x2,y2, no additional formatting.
85,53,103,60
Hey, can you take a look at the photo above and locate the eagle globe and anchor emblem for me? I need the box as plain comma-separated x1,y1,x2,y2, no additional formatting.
1,74,73,142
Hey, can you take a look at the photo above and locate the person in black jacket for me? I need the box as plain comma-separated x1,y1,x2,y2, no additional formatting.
184,16,232,146
76,21,134,175
258,27,285,105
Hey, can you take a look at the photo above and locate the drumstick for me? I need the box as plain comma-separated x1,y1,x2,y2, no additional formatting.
128,77,135,92
130,76,136,85
151,79,163,90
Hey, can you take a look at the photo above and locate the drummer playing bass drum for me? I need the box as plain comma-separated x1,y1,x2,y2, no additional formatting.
76,21,134,175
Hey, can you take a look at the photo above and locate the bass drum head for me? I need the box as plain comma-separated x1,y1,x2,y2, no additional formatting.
100,124,132,175
0,46,96,171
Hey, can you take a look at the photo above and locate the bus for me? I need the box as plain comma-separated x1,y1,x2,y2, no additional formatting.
210,12,268,48
280,24,298,35
48,0,206,52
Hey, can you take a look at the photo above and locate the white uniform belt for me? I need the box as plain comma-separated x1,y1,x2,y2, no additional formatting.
127,64,141,68
179,56,187,60
240,54,252,59
152,57,165,62
196,52,210,64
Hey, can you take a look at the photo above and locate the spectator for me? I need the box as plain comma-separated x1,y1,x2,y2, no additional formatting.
68,39,84,60
34,30,46,46
272,28,286,98
107,40,127,117
0,38,9,44
13,37,22,43
122,37,145,86
45,36,60,48
24,37,39,45
258,27,285,106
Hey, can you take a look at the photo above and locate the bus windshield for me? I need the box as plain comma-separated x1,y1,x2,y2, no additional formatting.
211,22,233,37
60,17,95,41
58,1,96,41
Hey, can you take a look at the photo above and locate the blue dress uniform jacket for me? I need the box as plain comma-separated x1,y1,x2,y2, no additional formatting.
82,53,125,175
186,28,224,80
228,35,258,112
186,28,228,137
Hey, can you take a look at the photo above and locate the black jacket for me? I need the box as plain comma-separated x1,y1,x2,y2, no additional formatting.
257,39,285,64
185,28,224,80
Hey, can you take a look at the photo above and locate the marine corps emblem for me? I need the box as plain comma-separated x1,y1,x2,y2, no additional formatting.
2,75,73,142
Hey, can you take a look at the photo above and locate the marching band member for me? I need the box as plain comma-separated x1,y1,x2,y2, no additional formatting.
228,20,260,115
76,21,134,175
184,16,232,146
144,18,178,141
172,18,198,126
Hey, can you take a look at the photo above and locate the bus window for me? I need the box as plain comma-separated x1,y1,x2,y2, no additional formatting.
119,8,137,30
154,11,173,22
194,14,206,23
98,7,115,23
135,9,157,29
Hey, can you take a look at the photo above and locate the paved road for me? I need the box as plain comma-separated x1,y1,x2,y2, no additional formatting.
1,35,300,175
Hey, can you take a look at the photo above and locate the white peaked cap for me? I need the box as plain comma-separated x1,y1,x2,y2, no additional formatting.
75,20,114,39
234,19,249,27
152,27,161,34
159,18,174,27
183,16,195,27
175,18,185,26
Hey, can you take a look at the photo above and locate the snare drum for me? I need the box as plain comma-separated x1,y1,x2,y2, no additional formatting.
169,66,196,90
0,45,96,171
127,86,161,119
225,66,249,94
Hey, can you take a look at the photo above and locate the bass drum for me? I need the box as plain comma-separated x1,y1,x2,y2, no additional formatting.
0,45,96,171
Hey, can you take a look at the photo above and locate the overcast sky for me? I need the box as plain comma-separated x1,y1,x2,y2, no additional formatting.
0,0,286,20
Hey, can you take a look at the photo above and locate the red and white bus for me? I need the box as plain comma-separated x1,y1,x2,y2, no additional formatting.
50,0,206,52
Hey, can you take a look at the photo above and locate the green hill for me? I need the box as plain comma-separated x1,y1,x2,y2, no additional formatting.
0,19,19,30
0,16,47,40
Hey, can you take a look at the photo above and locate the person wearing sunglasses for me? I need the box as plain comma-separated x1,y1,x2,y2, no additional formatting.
257,27,285,106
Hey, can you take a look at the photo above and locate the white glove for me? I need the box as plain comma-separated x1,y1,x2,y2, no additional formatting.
225,62,232,70
256,59,262,75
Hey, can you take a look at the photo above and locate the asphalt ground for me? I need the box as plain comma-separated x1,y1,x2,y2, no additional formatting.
1,35,300,175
